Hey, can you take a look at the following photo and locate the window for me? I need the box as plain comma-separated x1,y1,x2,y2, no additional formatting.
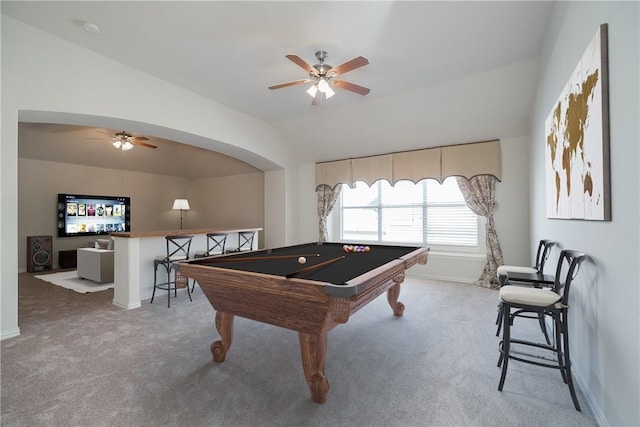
339,177,478,248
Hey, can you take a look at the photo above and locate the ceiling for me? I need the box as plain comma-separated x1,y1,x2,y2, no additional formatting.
18,123,261,180
3,1,555,177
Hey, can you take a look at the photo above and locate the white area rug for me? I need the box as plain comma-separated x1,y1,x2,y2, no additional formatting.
34,270,114,293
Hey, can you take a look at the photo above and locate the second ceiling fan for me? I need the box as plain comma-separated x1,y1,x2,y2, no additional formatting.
90,130,158,151
269,50,370,105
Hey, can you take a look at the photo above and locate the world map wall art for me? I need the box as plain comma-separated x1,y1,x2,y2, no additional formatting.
545,23,610,221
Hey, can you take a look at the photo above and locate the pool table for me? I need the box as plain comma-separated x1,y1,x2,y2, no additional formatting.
177,241,429,403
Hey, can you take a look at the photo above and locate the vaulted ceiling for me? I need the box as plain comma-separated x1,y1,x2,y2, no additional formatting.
4,1,554,177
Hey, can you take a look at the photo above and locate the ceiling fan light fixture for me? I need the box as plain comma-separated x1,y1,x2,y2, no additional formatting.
323,84,335,99
269,50,369,104
317,78,330,92
306,84,318,98
113,137,134,151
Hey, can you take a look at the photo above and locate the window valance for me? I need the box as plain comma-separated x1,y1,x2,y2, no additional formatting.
315,140,501,190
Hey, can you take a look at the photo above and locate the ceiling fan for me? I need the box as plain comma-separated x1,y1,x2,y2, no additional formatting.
269,50,370,105
89,130,158,151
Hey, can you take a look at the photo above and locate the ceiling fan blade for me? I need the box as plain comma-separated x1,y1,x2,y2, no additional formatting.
285,54,318,75
131,136,150,141
332,79,370,95
268,79,310,90
132,140,158,149
330,56,369,75
96,130,112,136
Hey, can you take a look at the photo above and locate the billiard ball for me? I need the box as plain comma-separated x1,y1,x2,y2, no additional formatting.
298,256,307,264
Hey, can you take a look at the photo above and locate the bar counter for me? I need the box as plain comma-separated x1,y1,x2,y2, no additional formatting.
110,227,262,309
111,227,262,239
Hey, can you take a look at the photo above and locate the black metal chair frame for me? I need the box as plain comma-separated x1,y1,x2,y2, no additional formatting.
192,233,228,292
497,249,586,411
496,239,557,342
201,233,228,257
230,230,256,253
151,235,194,308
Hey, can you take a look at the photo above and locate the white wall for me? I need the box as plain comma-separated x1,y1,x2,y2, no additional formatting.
531,2,639,425
1,16,292,339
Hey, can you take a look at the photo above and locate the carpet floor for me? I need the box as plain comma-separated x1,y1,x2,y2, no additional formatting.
1,272,596,426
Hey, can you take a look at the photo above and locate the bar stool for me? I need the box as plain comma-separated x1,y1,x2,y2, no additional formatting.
151,235,194,308
495,239,556,341
192,233,228,293
497,249,586,411
194,233,228,258
497,239,556,287
228,230,256,253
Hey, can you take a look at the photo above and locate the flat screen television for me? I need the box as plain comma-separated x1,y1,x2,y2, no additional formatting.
57,193,130,238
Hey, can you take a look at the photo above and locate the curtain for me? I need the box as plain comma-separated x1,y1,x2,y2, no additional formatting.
315,140,501,189
456,175,504,289
316,184,342,242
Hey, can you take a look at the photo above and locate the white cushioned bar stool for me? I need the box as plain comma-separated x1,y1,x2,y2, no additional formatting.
495,239,556,342
151,235,194,308
497,249,586,411
497,239,556,287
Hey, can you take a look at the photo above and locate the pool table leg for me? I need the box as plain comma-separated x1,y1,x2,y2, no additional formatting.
211,311,234,363
299,332,330,404
387,273,406,316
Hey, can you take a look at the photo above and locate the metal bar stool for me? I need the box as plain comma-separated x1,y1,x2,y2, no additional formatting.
497,249,587,411
193,233,228,292
229,230,256,253
194,233,228,258
151,235,194,308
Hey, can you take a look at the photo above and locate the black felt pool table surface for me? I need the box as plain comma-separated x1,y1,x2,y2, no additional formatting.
192,242,421,285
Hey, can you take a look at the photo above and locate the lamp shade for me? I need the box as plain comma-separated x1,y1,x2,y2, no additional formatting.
172,199,190,210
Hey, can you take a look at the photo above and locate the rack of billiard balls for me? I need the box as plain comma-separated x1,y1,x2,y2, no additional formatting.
343,245,370,253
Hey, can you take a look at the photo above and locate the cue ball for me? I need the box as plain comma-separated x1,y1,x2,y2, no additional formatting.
298,256,307,264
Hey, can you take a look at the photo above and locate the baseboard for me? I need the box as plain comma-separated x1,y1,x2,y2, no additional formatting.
1,327,21,341
112,299,141,310
408,251,485,284
407,272,475,285
539,317,607,426
573,366,607,426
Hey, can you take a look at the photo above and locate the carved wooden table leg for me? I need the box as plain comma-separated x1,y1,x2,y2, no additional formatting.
387,272,406,316
299,332,330,403
211,311,234,362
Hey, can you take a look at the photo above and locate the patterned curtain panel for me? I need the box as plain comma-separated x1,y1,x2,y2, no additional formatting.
316,184,342,242
456,175,504,289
